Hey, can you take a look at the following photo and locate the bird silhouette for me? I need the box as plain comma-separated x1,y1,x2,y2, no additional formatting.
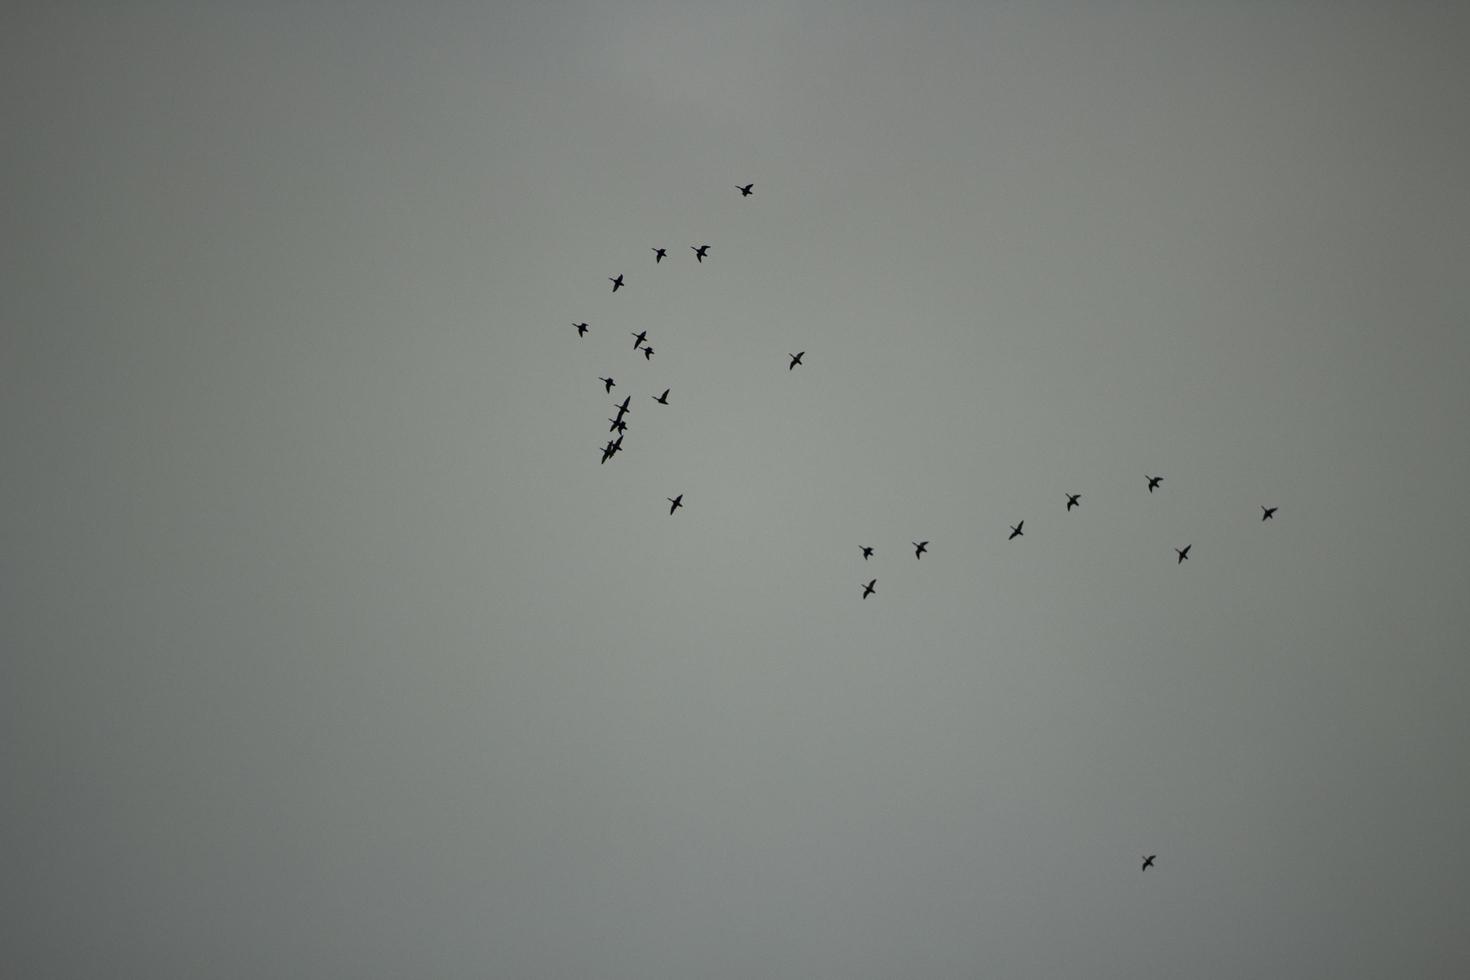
613,395,631,420
738,183,754,197
1142,855,1156,871
643,346,655,361
1261,506,1278,521
1008,521,1024,540
652,388,669,405
860,546,874,560
1146,475,1163,493
1066,493,1081,511
632,330,648,349
861,578,876,599
599,377,615,393
607,417,627,433
599,439,617,464
913,540,929,559
609,274,624,292
692,245,709,262
667,494,683,515
789,351,805,370
652,247,666,263
574,322,588,337
1176,544,1191,564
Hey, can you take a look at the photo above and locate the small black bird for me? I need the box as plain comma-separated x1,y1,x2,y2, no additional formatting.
1176,544,1191,564
1142,855,1156,872
860,546,874,560
610,274,624,292
692,245,709,262
574,322,588,337
861,579,876,599
1261,506,1278,521
643,347,654,361
599,439,617,464
652,247,666,263
613,395,631,420
1066,493,1081,511
607,417,627,433
668,494,683,515
632,330,648,349
1146,475,1163,493
599,377,615,393
653,388,669,404
738,183,754,197
913,540,929,559
789,351,805,370
1008,521,1024,540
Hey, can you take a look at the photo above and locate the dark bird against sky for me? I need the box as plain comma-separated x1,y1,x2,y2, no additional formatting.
1009,521,1024,540
861,546,874,560
599,377,615,393
1066,493,1081,511
913,540,929,559
632,330,648,349
607,417,627,433
789,351,805,370
574,322,588,337
652,388,669,405
692,245,709,262
1261,506,1278,520
609,274,624,292
738,183,754,196
667,494,683,515
651,247,666,263
643,347,654,361
613,395,631,420
1147,475,1163,493
1176,544,1192,564
1142,855,1156,871
861,579,876,599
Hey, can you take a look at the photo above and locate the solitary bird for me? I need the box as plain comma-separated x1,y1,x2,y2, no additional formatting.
607,417,627,433
1175,544,1191,564
692,244,709,262
653,388,670,405
1142,855,1156,872
613,395,632,420
1261,506,1278,521
1066,493,1081,511
860,546,874,560
1009,521,1024,540
738,183,754,197
574,322,588,337
632,330,648,349
667,494,683,515
652,247,666,263
599,377,615,393
609,274,624,292
1146,475,1163,493
913,541,929,559
789,351,805,370
643,346,655,361
861,579,876,599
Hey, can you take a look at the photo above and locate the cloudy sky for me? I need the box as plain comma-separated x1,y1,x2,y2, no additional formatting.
5,2,1469,977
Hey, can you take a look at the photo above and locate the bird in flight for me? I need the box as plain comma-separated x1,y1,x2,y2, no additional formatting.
692,244,710,262
738,183,754,197
913,540,929,559
667,494,684,515
861,578,876,599
1146,475,1163,493
599,377,615,393
632,330,648,349
652,247,666,263
1008,521,1024,540
1066,493,1081,511
599,438,622,464
607,417,627,433
860,546,874,560
788,351,805,370
643,346,655,361
1261,506,1278,521
613,395,632,420
574,322,588,337
1175,544,1191,564
1141,855,1156,872
609,274,624,292
652,388,670,405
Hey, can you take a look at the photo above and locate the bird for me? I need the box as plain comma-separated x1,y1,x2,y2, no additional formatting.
652,388,669,405
1146,475,1163,493
861,578,876,599
652,247,666,263
574,322,588,337
1141,855,1156,872
609,274,624,292
599,439,617,464
1066,493,1081,511
632,330,648,349
692,244,709,262
667,494,683,515
643,346,655,361
1176,544,1191,564
860,546,874,560
599,377,615,393
610,434,623,455
607,417,627,433
613,395,631,420
1261,506,1278,521
913,541,929,559
1008,521,1024,540
738,183,754,197
789,351,805,370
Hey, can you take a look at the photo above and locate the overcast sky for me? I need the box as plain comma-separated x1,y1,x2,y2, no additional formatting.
5,2,1470,978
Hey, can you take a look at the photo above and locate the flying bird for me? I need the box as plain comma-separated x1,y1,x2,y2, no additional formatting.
607,417,627,433
1008,521,1024,540
652,247,666,263
613,395,632,419
599,439,617,464
667,494,683,515
599,377,615,393
653,388,669,405
1176,544,1191,564
913,541,929,559
1261,506,1278,521
788,351,805,370
643,346,655,361
691,244,709,262
1066,493,1081,511
861,578,876,599
1141,855,1156,872
609,274,624,292
632,330,648,349
574,322,588,337
1146,475,1163,493
860,546,874,560
738,183,754,197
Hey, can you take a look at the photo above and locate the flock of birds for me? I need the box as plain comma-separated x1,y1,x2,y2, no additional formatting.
568,181,1284,874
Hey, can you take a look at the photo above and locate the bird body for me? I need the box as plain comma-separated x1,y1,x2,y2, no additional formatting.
667,494,683,515
692,244,709,262
643,346,654,360
599,377,615,393
1176,545,1191,564
607,417,627,433
610,274,624,292
613,395,631,420
1142,855,1156,871
1009,521,1024,540
652,248,666,263
861,579,876,599
913,540,929,559
574,322,588,337
1146,475,1163,493
1261,506,1278,520
738,183,754,196
653,388,669,404
789,351,805,370
1066,493,1081,511
860,546,874,560
632,330,648,349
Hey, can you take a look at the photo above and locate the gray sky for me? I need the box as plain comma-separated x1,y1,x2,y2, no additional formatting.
5,2,1469,977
